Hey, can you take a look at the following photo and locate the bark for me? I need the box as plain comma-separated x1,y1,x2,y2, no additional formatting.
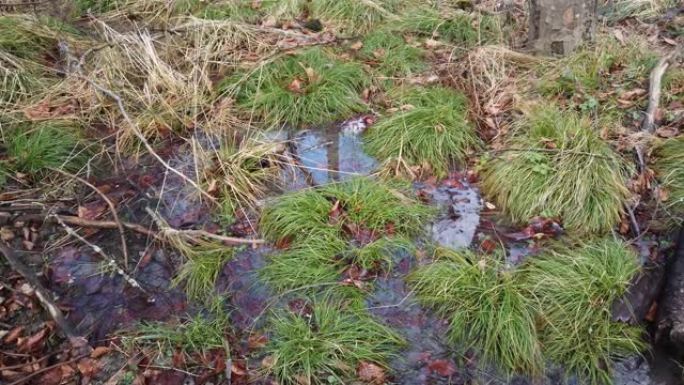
657,227,684,353
528,0,597,55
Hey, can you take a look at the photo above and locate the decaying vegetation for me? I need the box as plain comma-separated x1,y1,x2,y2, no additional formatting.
0,1,681,385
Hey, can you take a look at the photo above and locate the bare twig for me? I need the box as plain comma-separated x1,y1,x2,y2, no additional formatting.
74,75,215,202
0,242,79,341
50,168,130,266
643,47,681,133
51,214,149,296
7,354,89,385
14,213,156,238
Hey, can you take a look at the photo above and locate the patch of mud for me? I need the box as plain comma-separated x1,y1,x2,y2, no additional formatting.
49,247,186,341
416,179,482,250
216,247,274,331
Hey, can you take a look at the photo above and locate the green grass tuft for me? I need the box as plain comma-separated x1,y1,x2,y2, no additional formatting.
652,136,684,220
396,7,501,46
173,243,234,302
126,297,230,356
2,120,86,178
359,30,426,78
260,178,433,293
524,239,645,384
479,106,630,234
311,0,407,34
266,298,404,385
409,248,542,375
225,47,369,128
364,85,480,178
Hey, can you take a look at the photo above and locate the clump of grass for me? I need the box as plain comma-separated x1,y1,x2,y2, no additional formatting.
0,54,46,105
359,30,426,78
409,248,542,375
266,298,403,385
126,297,230,356
226,47,369,128
396,7,501,46
260,178,433,292
310,0,407,34
652,136,684,220
538,36,657,97
364,85,480,178
524,239,644,384
203,136,283,217
0,16,56,61
479,106,630,234
2,120,86,177
173,243,235,302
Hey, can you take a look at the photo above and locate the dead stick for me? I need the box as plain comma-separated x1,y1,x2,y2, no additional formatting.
643,47,681,133
7,354,89,385
0,242,79,341
74,75,215,203
50,168,130,266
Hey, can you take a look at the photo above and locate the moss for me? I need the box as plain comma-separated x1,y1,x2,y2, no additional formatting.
524,239,644,384
409,248,542,375
364,85,480,178
652,136,684,220
359,30,426,78
266,298,403,384
226,47,369,128
479,106,630,234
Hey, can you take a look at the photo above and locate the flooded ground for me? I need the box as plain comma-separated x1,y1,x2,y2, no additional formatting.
37,120,682,385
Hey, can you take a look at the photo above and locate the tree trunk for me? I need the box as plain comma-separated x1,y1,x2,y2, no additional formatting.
528,0,597,55
657,227,684,354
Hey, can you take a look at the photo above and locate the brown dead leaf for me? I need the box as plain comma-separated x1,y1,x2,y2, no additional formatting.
77,357,97,378
90,346,112,359
3,326,24,344
18,327,47,352
247,333,268,349
303,66,319,83
480,239,497,254
620,88,647,100
427,359,457,377
350,41,363,50
287,78,304,94
357,361,385,384
295,374,311,385
613,29,626,45
424,39,441,48
656,126,679,138
0,227,14,242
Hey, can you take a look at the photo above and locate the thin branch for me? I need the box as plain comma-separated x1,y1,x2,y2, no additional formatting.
7,354,89,385
642,47,680,133
0,242,79,341
50,168,130,266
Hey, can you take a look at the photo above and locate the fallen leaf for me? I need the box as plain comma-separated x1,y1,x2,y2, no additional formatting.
350,41,363,50
247,333,268,349
3,326,24,344
303,66,318,83
619,88,646,100
613,29,626,45
427,359,457,377
287,77,304,93
261,355,276,369
656,126,679,138
18,327,47,352
480,239,497,254
424,38,441,48
357,361,385,384
90,346,111,359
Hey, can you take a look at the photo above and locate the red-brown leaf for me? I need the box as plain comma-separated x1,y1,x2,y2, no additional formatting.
357,361,385,384
427,359,457,377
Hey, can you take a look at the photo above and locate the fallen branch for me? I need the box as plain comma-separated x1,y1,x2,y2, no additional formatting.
643,47,681,133
0,242,79,342
50,168,130,266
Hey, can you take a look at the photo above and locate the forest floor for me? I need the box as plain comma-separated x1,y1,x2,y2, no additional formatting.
0,1,683,385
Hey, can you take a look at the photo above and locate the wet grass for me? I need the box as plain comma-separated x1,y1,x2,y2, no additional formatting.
225,47,369,128
524,238,644,384
652,136,684,221
409,248,542,376
1,120,86,184
479,106,630,234
260,178,433,293
173,244,235,302
364,85,480,178
359,30,427,79
266,298,404,385
125,297,230,357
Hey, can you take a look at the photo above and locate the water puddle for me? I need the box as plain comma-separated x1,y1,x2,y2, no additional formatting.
49,246,186,341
